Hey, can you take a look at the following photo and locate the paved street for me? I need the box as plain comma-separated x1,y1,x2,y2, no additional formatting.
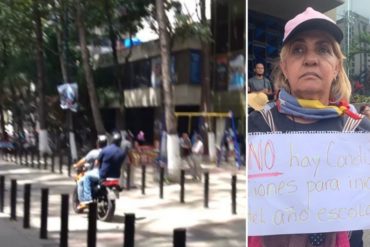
0,158,246,247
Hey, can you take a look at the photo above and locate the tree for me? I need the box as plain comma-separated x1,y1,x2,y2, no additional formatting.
155,0,181,181
75,0,106,134
33,0,52,153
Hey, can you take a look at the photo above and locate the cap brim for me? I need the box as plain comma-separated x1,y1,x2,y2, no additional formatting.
283,19,343,44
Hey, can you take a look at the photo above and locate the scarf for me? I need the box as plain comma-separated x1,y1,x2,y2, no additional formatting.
276,89,361,120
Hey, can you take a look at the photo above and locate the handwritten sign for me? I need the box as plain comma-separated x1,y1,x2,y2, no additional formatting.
248,132,370,236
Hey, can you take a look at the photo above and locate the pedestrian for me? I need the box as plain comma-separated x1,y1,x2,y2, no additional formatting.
248,63,274,99
190,134,203,181
248,7,370,247
119,130,135,189
359,104,370,119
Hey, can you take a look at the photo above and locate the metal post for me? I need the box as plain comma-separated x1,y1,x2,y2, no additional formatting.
23,184,31,228
123,213,135,247
87,202,97,247
180,170,185,203
60,194,69,247
40,188,49,239
204,171,209,208
126,163,131,190
231,175,237,215
173,228,186,247
141,165,146,195
0,175,4,213
10,179,17,220
159,166,164,199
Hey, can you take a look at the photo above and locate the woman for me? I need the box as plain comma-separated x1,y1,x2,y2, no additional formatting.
248,7,370,247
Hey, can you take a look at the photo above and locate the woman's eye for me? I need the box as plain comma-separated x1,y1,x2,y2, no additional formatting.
292,47,304,55
318,46,331,54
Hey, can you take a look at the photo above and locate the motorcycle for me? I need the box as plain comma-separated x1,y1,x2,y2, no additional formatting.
72,167,122,222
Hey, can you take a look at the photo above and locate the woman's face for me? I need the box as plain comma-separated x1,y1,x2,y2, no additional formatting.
280,30,340,104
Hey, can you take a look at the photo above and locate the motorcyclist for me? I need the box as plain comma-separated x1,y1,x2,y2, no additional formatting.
73,135,107,208
81,131,126,206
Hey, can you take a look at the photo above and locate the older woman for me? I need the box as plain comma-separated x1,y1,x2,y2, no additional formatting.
248,7,370,247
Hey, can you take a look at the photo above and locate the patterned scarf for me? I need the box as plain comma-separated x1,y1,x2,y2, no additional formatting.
276,89,361,120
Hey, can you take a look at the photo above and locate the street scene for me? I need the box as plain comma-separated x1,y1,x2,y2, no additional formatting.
0,0,245,246
0,155,245,247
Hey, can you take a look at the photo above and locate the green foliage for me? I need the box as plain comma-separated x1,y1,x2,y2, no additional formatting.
351,94,370,104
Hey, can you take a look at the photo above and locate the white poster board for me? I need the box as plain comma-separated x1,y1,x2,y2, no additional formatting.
248,132,370,236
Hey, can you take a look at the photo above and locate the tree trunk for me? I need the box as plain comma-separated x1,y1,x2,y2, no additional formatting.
103,0,125,130
156,0,180,182
33,0,51,154
200,0,213,158
75,0,106,134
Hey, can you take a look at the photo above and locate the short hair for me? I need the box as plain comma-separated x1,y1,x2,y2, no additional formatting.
273,35,351,103
360,105,369,113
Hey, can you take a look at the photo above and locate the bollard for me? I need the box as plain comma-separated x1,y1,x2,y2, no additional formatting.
51,153,55,173
60,194,69,247
173,228,186,247
25,149,29,167
43,153,47,170
87,202,97,247
10,179,17,220
23,184,31,228
231,175,237,215
40,188,49,239
180,170,185,203
59,151,63,174
159,166,164,199
31,150,34,168
126,163,131,191
141,165,146,195
123,213,135,247
37,152,41,169
204,171,209,208
67,152,72,177
0,175,4,213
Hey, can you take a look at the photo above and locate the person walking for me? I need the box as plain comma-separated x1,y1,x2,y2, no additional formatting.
190,134,204,181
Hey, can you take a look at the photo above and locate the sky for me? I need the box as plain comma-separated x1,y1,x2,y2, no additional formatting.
136,0,211,42
337,0,370,20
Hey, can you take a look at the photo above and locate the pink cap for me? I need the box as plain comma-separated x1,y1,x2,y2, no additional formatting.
283,7,343,44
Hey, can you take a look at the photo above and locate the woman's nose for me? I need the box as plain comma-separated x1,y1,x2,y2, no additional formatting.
303,50,318,66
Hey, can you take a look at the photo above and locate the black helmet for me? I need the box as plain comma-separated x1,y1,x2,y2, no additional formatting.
112,131,122,146
97,135,107,148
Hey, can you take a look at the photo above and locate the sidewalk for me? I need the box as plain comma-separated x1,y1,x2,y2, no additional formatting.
0,158,246,247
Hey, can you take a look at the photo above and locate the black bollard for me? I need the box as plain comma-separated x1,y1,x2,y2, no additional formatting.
31,150,34,168
123,213,135,247
25,149,28,167
40,188,49,239
159,166,164,199
204,171,209,208
141,165,146,195
87,202,97,247
126,163,131,190
173,228,186,247
23,184,31,228
43,153,47,170
37,152,41,169
0,175,4,213
180,170,185,203
10,179,17,220
231,175,237,215
60,194,69,247
59,151,63,174
51,153,55,173
67,152,72,177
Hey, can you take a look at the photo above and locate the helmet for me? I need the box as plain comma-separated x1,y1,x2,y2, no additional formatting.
112,131,122,146
97,135,108,148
